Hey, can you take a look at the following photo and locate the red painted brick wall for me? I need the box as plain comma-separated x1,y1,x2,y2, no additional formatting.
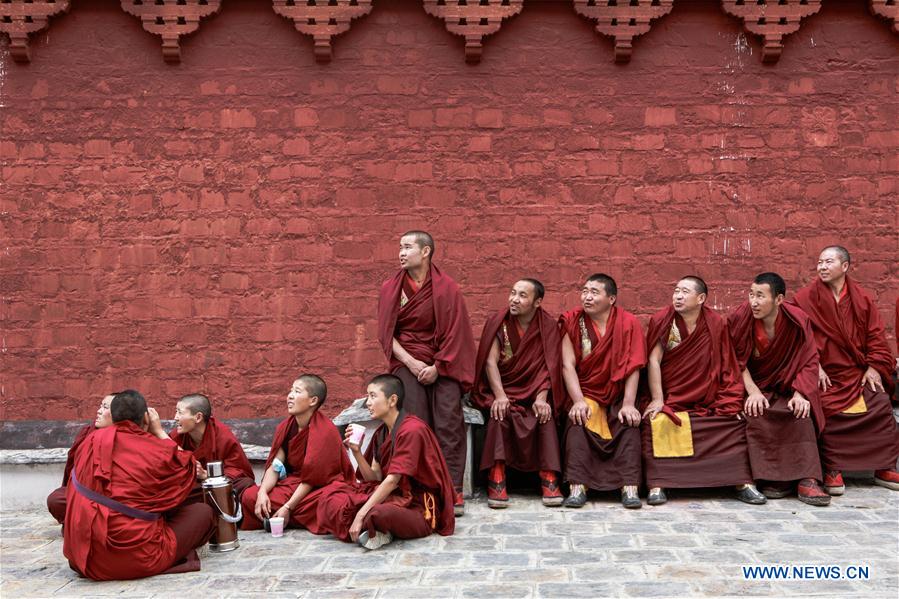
2,0,897,421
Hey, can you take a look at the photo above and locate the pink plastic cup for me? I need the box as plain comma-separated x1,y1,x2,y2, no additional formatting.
349,424,366,446
270,516,284,537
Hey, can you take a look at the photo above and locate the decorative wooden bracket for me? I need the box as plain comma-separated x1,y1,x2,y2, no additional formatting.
422,0,523,64
0,0,70,63
272,0,373,63
120,0,222,63
869,0,899,34
573,0,673,63
721,0,822,63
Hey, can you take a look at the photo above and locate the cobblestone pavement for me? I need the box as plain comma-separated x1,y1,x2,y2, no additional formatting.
2,480,897,598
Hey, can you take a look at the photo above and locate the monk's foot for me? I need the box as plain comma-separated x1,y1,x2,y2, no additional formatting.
487,464,509,509
358,530,393,551
647,487,667,506
797,478,831,506
621,485,642,509
760,481,793,499
540,471,564,507
735,484,767,505
454,491,465,517
873,469,899,491
823,471,845,496
562,484,587,508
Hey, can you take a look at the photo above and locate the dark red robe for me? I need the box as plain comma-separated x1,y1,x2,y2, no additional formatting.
63,421,201,580
728,302,823,482
790,277,899,471
472,307,561,473
641,305,753,488
240,410,354,534
47,423,94,524
378,264,475,389
169,417,256,502
560,306,646,490
316,414,455,541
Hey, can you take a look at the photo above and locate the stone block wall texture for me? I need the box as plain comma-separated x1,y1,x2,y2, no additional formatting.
1,0,897,421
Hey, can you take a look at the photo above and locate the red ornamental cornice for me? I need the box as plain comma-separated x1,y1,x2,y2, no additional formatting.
120,0,222,63
869,0,899,33
573,0,673,63
272,0,373,63
721,0,822,63
423,0,524,64
0,0,70,63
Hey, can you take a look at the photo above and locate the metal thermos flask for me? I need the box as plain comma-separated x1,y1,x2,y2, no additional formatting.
202,461,241,552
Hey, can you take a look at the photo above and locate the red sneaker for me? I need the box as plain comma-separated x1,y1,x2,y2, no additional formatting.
797,478,831,506
873,469,899,491
453,490,465,517
487,462,508,509
540,470,563,507
823,471,844,496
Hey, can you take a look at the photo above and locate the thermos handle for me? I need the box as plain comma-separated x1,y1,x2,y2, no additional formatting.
207,488,243,524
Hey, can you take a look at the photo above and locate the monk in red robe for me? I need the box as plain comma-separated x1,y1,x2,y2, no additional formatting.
47,394,115,524
63,390,216,581
378,230,475,515
560,274,646,509
169,393,256,504
316,374,455,550
728,272,830,506
642,276,765,505
789,246,899,494
472,279,563,509
240,375,354,533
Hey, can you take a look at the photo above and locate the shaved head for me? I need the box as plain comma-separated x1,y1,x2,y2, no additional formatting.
400,230,435,258
820,245,850,264
679,275,708,296
179,393,212,422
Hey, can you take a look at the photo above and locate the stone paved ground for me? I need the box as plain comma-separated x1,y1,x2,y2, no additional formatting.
1,480,897,598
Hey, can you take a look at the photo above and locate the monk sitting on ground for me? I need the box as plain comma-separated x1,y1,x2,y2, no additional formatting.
169,393,256,504
728,272,830,506
378,230,475,515
642,277,765,506
559,274,647,509
47,393,116,525
240,375,353,533
790,246,899,495
316,374,455,550
472,278,564,508
63,390,216,580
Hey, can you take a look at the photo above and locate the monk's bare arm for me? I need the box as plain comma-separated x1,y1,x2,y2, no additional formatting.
741,368,769,417
562,336,591,425
392,338,428,375
259,448,286,494
351,446,381,482
485,339,511,420
276,482,313,518
644,342,665,418
349,473,402,541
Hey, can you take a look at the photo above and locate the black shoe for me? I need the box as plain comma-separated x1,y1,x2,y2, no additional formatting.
736,484,767,505
621,486,642,509
647,487,667,506
562,484,587,508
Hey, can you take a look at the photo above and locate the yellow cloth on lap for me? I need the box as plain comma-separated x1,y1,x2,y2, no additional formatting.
842,393,867,414
583,398,612,440
651,411,694,458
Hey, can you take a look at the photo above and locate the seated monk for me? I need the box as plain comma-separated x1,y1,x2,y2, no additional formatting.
169,393,256,505
559,274,646,510
240,375,353,533
728,273,830,506
472,278,563,508
63,390,216,581
316,374,455,550
789,246,899,494
47,394,115,524
642,276,765,506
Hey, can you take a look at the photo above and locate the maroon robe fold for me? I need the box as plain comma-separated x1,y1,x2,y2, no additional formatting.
560,307,646,490
63,421,207,581
473,308,562,473
316,414,455,541
240,410,354,534
47,423,94,524
641,305,752,488
378,264,475,389
170,418,256,501
728,302,823,482
790,277,899,471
